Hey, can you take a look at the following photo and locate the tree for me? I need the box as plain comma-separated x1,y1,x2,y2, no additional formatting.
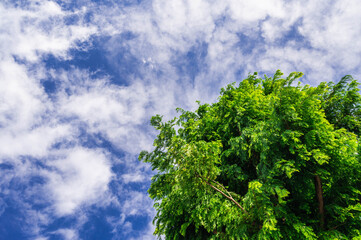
139,70,361,239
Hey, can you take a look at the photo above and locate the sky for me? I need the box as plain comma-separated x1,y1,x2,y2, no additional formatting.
1,0,361,239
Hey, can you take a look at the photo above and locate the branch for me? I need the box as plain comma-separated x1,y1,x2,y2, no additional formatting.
314,175,325,230
196,174,248,214
211,179,232,198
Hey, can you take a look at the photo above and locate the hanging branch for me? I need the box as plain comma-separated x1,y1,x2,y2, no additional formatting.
211,179,232,198
196,174,248,214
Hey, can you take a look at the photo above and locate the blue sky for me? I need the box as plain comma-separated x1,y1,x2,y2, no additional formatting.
1,0,361,239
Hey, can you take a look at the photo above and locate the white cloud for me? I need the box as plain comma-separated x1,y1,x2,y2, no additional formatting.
228,0,285,23
0,1,99,158
46,147,113,216
53,228,78,240
121,173,145,184
0,1,95,62
152,0,215,41
0,124,71,159
101,0,361,89
122,190,154,216
0,0,114,236
0,59,46,131
57,75,155,154
35,237,49,240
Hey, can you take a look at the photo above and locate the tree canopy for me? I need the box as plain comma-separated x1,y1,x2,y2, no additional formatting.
139,70,361,239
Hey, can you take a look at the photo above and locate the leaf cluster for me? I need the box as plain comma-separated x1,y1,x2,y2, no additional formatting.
140,70,361,239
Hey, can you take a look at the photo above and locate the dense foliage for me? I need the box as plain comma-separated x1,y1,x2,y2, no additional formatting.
140,70,361,239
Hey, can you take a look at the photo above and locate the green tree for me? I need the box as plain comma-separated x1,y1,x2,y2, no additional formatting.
139,70,361,239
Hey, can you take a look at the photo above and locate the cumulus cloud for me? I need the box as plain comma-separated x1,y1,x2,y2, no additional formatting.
45,148,113,216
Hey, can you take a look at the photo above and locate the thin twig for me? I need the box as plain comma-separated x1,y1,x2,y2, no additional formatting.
211,179,232,198
196,174,248,214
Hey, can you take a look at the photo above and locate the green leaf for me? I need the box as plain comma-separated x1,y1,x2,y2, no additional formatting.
180,222,191,236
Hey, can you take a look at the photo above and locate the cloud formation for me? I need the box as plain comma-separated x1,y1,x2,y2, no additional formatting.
46,148,113,216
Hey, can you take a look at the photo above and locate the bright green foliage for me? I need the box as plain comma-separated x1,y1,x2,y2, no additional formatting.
139,70,361,239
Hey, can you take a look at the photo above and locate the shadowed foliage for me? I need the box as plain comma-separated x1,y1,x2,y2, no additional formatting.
140,70,361,239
